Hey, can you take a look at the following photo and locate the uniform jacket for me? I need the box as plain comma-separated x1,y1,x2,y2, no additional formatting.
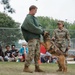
21,14,44,42
53,28,70,47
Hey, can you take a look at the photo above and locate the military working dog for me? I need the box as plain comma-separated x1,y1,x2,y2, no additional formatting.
41,33,67,72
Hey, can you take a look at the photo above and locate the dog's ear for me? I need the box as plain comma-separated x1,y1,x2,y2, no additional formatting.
48,32,50,35
46,32,50,36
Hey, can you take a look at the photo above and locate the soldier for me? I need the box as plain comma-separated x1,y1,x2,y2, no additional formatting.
21,5,47,73
52,20,70,71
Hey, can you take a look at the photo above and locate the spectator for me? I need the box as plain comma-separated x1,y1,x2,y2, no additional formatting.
4,45,15,62
11,45,19,61
40,44,52,63
0,45,4,61
19,43,28,62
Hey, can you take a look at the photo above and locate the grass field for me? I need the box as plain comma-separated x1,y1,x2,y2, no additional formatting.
0,62,75,75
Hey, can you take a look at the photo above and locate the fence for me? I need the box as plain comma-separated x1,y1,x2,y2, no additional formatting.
0,28,75,49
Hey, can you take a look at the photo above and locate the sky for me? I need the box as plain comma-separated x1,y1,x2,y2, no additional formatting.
0,0,75,24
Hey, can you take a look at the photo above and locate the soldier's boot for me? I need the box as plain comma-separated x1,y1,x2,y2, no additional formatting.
23,65,33,73
35,66,44,72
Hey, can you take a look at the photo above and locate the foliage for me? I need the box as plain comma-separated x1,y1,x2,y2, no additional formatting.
0,0,38,13
0,12,21,46
0,0,15,13
37,16,75,38
69,23,75,38
37,16,58,29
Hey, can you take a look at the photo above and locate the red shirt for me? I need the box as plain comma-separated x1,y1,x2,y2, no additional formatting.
40,44,46,54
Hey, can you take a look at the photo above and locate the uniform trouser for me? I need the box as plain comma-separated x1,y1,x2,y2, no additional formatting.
25,39,40,67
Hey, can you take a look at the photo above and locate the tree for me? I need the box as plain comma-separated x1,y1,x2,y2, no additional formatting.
37,16,75,38
0,0,15,13
37,16,58,37
69,24,75,38
0,12,21,46
37,16,58,29
0,0,37,13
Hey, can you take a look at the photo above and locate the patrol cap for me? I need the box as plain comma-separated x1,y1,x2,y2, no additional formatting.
57,20,64,25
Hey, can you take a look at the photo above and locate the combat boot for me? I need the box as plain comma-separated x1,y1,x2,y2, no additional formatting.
23,65,33,73
35,66,45,72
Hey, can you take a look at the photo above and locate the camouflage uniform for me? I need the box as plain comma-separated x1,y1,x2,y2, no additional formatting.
53,28,70,53
53,27,70,71
21,14,44,72
25,39,40,67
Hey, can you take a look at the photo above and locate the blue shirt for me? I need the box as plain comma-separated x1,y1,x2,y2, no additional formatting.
19,47,28,55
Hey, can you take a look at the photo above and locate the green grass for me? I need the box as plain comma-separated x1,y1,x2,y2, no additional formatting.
0,62,75,75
